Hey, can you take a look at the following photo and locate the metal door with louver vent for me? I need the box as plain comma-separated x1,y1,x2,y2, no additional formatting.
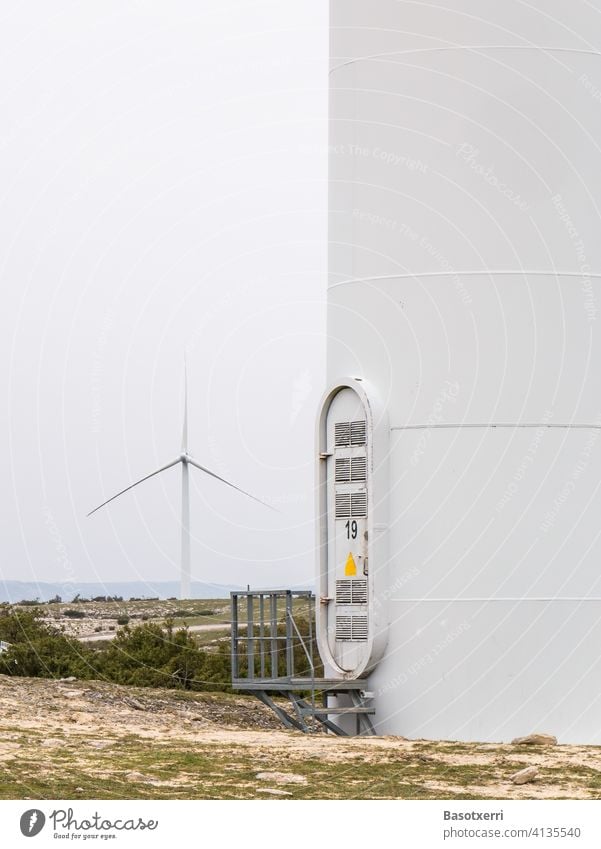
324,387,370,672
317,379,389,688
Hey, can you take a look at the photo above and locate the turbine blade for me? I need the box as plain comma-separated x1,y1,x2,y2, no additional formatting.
87,457,182,517
181,353,188,454
186,455,276,511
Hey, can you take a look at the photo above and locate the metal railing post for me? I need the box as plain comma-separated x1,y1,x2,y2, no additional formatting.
308,594,315,718
270,593,278,678
247,593,254,680
259,594,265,679
230,593,238,681
285,591,294,678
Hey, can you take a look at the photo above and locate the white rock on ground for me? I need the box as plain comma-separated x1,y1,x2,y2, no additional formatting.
125,771,154,783
256,788,293,796
255,772,307,785
510,766,539,785
511,734,557,746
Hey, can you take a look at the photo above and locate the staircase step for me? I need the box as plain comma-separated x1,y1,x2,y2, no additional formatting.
298,706,375,716
235,678,368,691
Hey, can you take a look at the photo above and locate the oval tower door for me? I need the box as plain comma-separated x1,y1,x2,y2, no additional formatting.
325,387,370,672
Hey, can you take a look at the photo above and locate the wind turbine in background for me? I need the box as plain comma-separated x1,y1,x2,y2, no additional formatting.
88,358,271,599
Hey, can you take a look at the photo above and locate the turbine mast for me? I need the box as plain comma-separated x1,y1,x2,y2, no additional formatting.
181,457,191,600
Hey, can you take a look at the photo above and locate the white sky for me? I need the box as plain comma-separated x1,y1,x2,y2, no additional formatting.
1,2,328,592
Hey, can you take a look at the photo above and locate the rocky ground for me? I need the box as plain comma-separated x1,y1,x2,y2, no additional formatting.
35,598,231,640
0,675,600,799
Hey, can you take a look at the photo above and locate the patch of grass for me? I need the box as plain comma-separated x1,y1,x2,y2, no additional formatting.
1,681,599,801
0,729,524,800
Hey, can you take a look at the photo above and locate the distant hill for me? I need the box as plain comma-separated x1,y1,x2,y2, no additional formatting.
0,580,239,603
0,579,314,604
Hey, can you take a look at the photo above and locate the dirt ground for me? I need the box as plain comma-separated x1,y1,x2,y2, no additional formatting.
0,674,599,800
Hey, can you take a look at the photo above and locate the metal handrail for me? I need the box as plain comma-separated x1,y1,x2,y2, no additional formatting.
231,589,316,686
287,605,316,722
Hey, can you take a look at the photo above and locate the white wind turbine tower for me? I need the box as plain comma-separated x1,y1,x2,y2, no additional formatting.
88,359,270,599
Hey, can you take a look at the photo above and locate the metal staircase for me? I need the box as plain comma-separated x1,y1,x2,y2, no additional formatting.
230,590,376,736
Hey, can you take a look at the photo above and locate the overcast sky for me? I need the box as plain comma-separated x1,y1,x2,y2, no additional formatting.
1,2,328,593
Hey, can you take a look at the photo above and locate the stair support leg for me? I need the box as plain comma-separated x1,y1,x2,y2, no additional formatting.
287,692,311,732
349,690,376,736
253,690,306,732
294,696,350,736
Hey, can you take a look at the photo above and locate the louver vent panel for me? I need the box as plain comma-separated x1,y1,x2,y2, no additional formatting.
336,579,368,605
335,458,351,482
335,615,369,642
351,457,367,481
351,492,368,517
335,420,366,447
352,580,368,604
335,422,351,446
336,492,367,518
350,421,367,445
335,493,351,518
336,580,352,604
351,615,369,641
335,615,352,641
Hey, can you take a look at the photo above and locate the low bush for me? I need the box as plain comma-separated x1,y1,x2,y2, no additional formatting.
0,608,231,692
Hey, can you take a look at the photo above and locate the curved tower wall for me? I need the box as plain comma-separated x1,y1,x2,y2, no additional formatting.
325,0,601,741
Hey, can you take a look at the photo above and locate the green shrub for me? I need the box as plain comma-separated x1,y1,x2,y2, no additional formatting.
0,609,91,679
93,623,231,691
63,609,86,619
0,609,232,692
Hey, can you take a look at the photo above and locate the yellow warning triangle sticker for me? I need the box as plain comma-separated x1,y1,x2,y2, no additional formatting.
344,552,357,576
